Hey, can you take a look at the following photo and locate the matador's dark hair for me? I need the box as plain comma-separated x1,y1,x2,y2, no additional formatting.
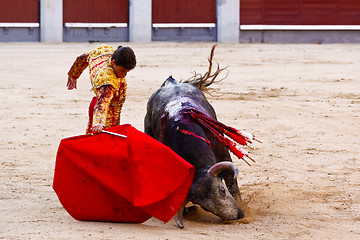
112,46,136,70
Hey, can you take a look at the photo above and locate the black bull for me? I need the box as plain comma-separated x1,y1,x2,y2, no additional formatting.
144,76,245,228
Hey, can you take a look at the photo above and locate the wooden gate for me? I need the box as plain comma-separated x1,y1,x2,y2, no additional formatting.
240,0,360,25
152,0,217,41
63,0,129,42
240,0,360,43
0,0,39,41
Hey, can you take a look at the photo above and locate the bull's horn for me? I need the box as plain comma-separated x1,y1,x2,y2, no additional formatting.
208,162,239,179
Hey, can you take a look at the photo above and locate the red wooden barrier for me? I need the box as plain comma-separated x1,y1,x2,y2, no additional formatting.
0,0,39,22
63,0,128,23
152,0,216,23
240,0,360,25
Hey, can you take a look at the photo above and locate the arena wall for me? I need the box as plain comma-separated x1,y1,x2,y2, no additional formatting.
1,0,360,43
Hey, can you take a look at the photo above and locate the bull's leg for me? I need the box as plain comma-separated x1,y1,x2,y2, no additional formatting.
175,199,188,228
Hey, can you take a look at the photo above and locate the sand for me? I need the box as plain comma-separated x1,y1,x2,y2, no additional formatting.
1,42,359,239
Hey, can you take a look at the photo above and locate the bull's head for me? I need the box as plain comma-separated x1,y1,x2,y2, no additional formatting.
176,161,244,228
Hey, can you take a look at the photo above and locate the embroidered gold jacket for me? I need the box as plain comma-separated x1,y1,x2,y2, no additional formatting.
68,45,127,132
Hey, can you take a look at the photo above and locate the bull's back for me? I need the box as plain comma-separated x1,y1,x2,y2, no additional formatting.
144,77,216,138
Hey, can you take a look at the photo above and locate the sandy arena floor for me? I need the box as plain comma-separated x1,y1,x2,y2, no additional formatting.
0,42,359,239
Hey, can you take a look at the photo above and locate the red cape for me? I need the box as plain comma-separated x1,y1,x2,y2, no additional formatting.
53,124,194,223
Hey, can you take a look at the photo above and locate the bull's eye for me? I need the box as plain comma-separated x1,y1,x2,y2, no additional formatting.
220,186,226,197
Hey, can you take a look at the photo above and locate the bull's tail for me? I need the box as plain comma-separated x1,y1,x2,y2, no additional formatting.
181,44,228,92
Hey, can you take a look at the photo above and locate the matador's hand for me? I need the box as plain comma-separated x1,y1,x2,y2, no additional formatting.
90,124,104,133
67,76,77,90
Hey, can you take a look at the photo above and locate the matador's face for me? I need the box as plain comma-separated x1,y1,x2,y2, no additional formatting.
112,59,130,78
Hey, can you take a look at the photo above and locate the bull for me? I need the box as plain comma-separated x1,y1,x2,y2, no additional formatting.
144,45,257,228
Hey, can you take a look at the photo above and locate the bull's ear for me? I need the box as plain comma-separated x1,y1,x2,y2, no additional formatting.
208,162,238,179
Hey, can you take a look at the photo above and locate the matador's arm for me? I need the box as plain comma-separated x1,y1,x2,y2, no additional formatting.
68,53,89,79
67,53,89,90
91,85,115,132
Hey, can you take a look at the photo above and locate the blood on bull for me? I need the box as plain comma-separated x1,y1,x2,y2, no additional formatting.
144,45,260,228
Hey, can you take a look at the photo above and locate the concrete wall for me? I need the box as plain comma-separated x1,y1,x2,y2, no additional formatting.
38,0,239,43
40,0,63,42
240,30,360,44
129,0,152,42
216,0,240,43
32,0,360,43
